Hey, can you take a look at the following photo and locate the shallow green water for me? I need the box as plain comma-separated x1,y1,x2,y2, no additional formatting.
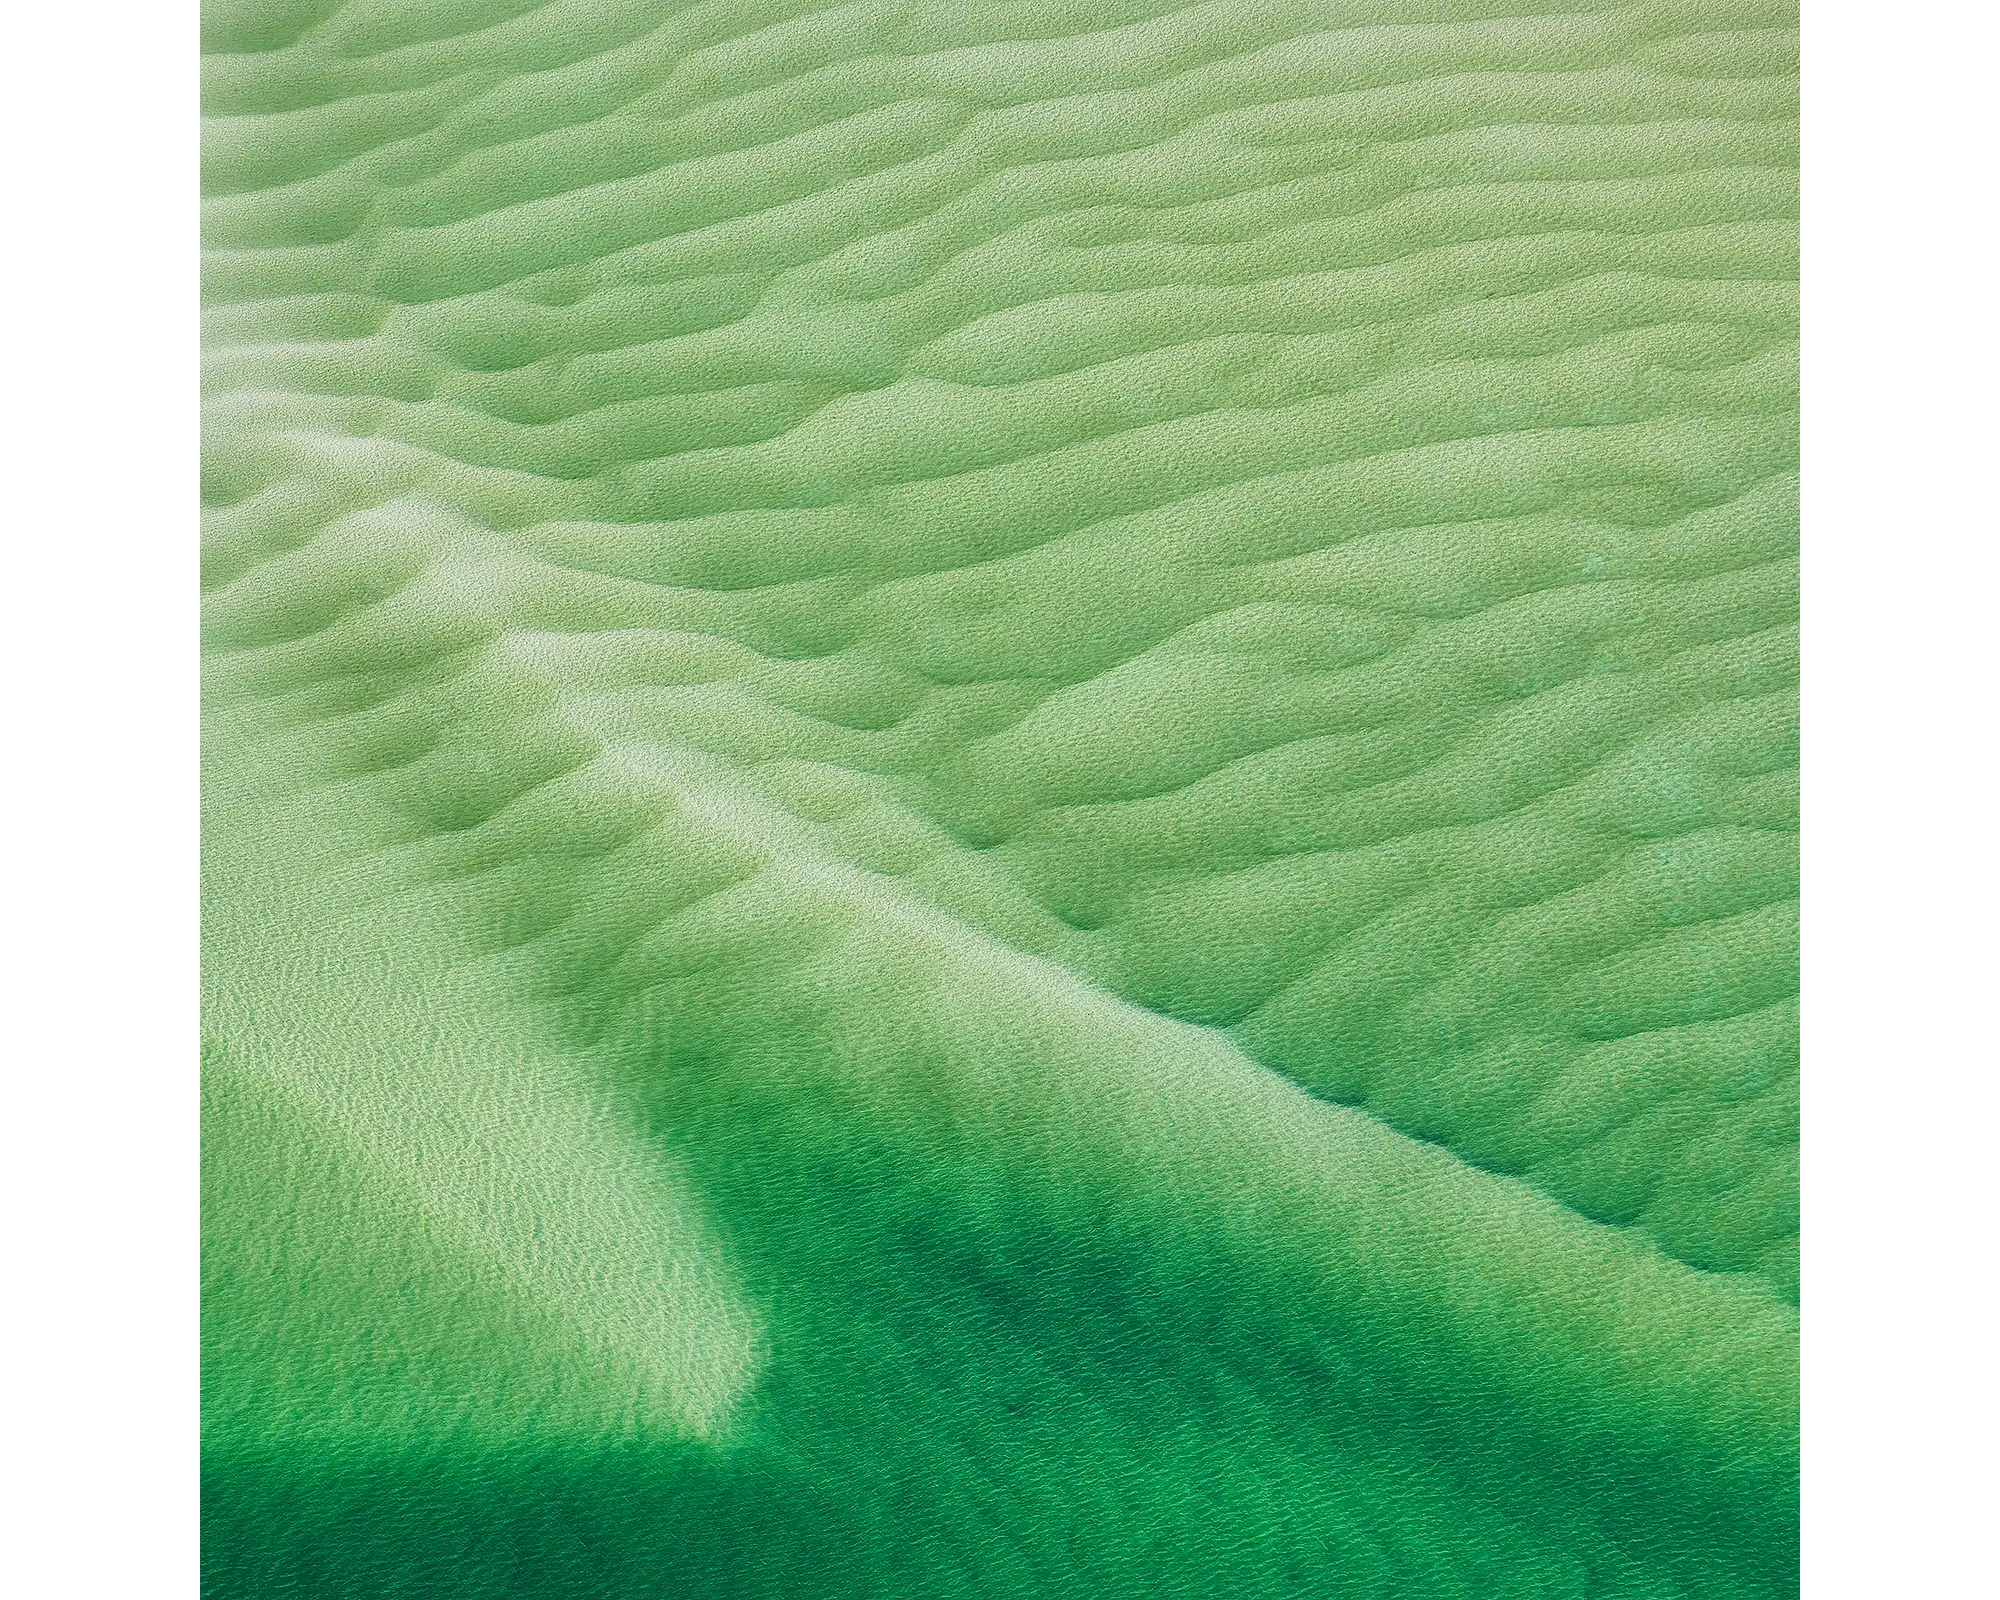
202,1,1798,1592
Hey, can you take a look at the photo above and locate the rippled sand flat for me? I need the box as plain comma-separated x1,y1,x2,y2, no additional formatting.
202,2,1798,1593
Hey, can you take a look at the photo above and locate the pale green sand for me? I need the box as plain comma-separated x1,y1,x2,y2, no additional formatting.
202,1,1798,1592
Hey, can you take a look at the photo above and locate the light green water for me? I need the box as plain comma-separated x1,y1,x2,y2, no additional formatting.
202,1,1798,1593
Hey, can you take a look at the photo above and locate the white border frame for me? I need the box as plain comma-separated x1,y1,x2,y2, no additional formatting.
1806,2,1999,1592
4,2,198,1593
